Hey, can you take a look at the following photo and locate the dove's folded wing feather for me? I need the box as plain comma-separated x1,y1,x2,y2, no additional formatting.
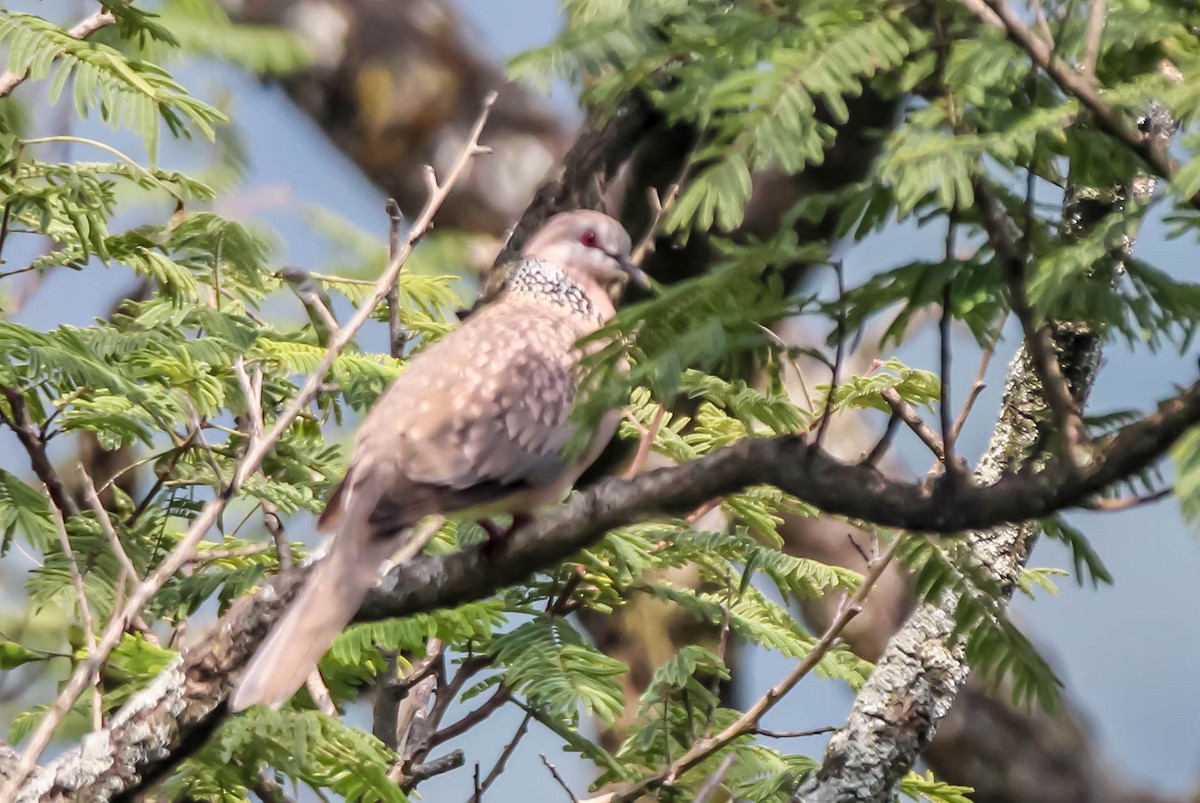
318,299,592,538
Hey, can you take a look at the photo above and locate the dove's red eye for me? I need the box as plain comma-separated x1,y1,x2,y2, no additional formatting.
580,229,600,248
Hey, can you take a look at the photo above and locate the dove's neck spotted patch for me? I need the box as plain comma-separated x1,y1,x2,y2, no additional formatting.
505,257,596,317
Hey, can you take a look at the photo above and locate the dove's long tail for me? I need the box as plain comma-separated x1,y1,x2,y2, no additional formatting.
230,500,388,712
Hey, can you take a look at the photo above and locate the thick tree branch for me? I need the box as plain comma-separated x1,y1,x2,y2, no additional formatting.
794,328,1101,803
972,177,1089,456
18,358,1200,800
5,93,501,802
794,94,1178,803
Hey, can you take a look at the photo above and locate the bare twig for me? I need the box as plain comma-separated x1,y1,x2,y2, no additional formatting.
233,357,294,569
631,148,694,263
305,674,336,716
863,411,901,467
405,750,464,785
433,683,512,747
1081,0,1107,77
0,92,500,800
624,405,666,479
1083,487,1172,511
949,324,1003,443
813,261,848,450
939,219,957,472
44,491,103,731
582,537,905,803
76,465,141,584
692,754,736,803
0,9,117,99
473,711,533,799
384,198,408,358
540,754,581,803
753,726,837,739
880,388,946,462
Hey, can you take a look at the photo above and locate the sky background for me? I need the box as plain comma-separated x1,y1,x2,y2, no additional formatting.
2,0,1199,800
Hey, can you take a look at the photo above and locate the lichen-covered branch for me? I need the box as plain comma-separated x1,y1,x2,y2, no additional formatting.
14,358,1200,800
793,95,1178,803
794,331,1099,803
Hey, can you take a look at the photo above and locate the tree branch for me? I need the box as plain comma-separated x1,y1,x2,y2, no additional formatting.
962,0,1193,211
793,93,1178,803
0,385,80,518
0,8,117,99
15,354,1200,800
4,92,501,802
972,176,1089,457
582,538,903,803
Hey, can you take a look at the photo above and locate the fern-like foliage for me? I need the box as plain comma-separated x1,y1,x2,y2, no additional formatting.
3,0,1200,800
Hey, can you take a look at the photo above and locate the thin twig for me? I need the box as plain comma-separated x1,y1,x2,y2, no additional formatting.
305,674,336,716
77,465,141,584
404,750,464,786
939,218,957,473
0,385,79,517
949,322,1004,443
433,683,512,747
385,198,407,358
1084,487,1172,511
583,536,906,803
631,176,684,264
0,9,117,99
753,725,836,739
232,358,292,568
624,405,666,479
473,711,533,799
863,411,902,468
692,754,736,803
1081,0,1107,78
813,261,848,450
540,754,581,803
880,388,946,462
0,92,500,800
44,490,103,731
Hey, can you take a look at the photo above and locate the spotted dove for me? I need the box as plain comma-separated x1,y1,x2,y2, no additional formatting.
230,210,646,711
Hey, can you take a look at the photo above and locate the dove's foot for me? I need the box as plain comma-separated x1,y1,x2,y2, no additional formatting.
478,513,532,550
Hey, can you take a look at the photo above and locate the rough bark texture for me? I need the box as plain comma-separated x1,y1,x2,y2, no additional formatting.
11,366,1200,800
794,101,1178,803
795,329,1100,803
6,4,1187,800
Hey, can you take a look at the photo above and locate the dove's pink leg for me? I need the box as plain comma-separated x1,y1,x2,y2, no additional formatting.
477,513,532,542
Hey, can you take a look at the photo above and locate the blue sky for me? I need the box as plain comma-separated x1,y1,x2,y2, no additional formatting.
2,0,1198,799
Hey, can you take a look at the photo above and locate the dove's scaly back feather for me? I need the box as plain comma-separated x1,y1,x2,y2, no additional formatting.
230,211,636,712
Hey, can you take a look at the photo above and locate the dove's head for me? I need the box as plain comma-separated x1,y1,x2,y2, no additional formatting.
521,211,649,303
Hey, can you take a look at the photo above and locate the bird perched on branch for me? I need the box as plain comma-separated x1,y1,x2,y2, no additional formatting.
230,209,647,712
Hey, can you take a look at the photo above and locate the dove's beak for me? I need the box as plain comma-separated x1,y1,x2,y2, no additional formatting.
614,254,651,289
